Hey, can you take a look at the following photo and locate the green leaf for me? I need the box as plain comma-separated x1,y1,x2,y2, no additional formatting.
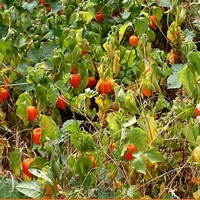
10,149,21,177
178,65,196,96
106,112,122,134
35,85,47,111
119,22,131,43
127,128,147,151
121,49,136,68
54,80,69,96
167,64,184,89
188,51,200,75
183,123,200,147
16,104,29,125
47,87,59,107
17,62,29,76
82,11,94,23
76,156,92,175
121,11,131,20
0,39,13,60
134,17,149,37
21,1,37,12
152,6,163,22
131,157,146,174
41,44,58,60
16,181,43,199
51,156,62,180
126,185,142,198
83,30,101,45
26,68,45,84
39,114,59,133
27,48,42,63
29,156,49,170
61,119,81,134
123,116,137,128
29,169,53,185
157,0,171,7
154,94,171,113
0,176,24,198
143,148,164,163
71,131,95,152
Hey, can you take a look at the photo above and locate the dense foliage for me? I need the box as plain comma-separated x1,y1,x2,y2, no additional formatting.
0,0,200,198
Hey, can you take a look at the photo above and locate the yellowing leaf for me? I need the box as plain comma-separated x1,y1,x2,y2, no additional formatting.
113,50,121,77
138,114,158,145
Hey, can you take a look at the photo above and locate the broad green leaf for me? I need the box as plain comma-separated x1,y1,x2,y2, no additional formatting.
154,94,171,113
106,112,122,134
178,65,196,96
117,88,125,105
16,92,32,107
29,169,52,185
27,48,42,63
127,128,147,151
41,44,58,60
17,62,29,76
121,11,131,20
16,181,43,199
188,51,200,75
119,22,132,43
83,30,101,45
26,68,45,84
71,131,95,152
0,176,24,198
21,1,37,12
123,116,137,128
16,104,29,125
47,87,59,106
50,2,62,13
54,80,69,96
131,157,146,174
167,64,184,89
29,156,49,170
10,149,21,177
51,156,61,180
183,123,200,147
134,17,149,37
75,156,92,175
61,119,81,134
82,11,93,23
167,74,181,89
143,148,164,163
0,40,13,60
14,78,35,91
121,49,136,68
157,0,171,7
35,85,47,111
39,115,59,133
126,185,142,199
152,6,163,22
